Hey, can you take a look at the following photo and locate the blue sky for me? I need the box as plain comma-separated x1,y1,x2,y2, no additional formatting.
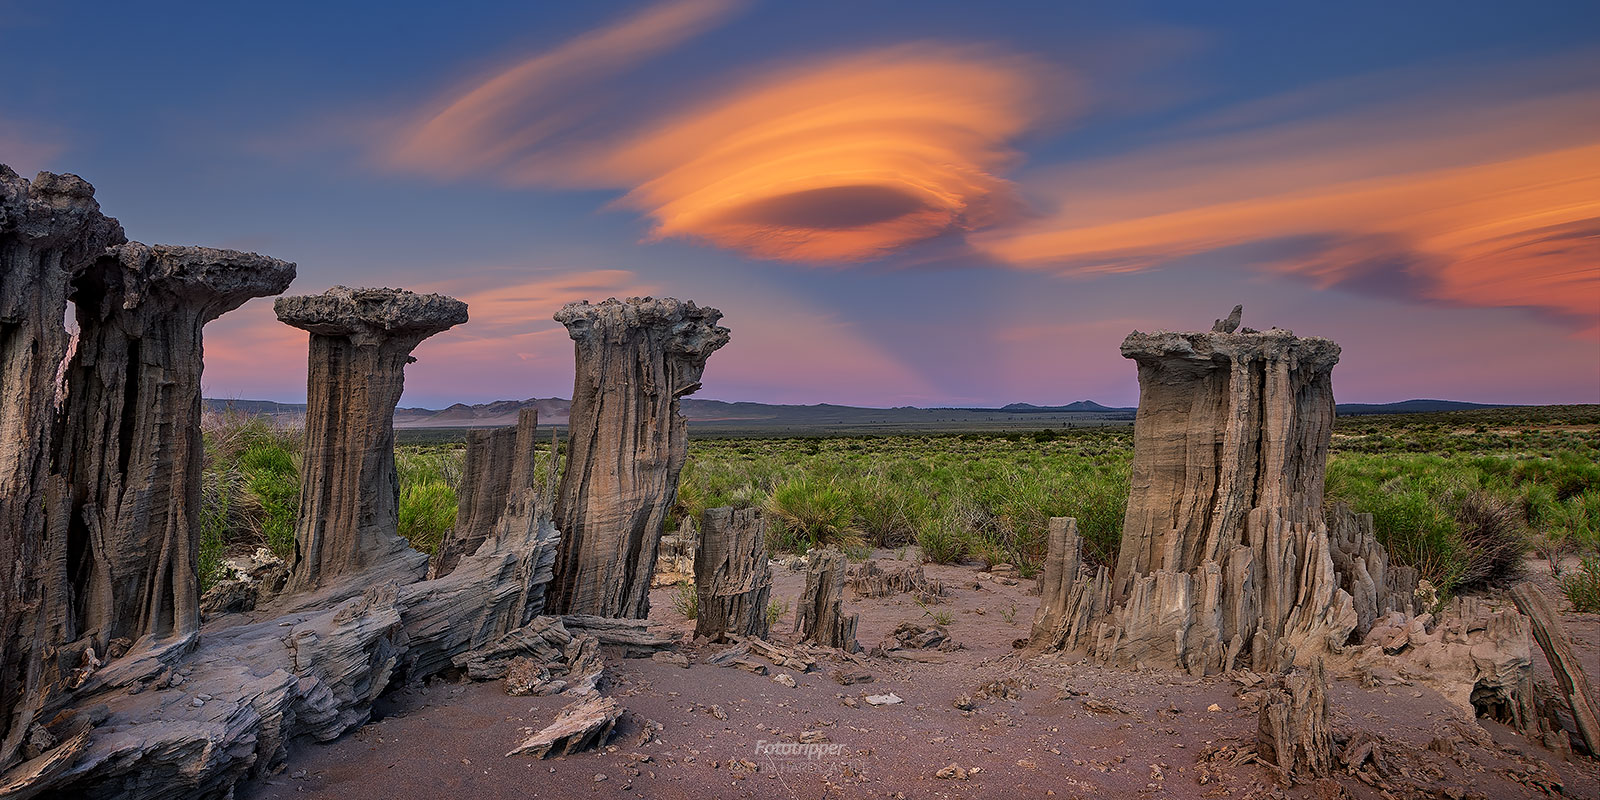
4,0,1597,407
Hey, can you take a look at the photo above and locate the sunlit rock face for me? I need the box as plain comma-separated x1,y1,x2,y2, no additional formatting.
1033,309,1364,676
1113,322,1341,596
548,296,728,619
1106,313,1349,674
275,286,468,594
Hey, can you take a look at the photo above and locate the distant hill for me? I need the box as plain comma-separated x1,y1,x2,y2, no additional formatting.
1334,399,1511,415
205,396,1520,434
997,401,1126,413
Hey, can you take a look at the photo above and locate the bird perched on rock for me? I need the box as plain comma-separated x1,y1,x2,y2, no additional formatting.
1212,304,1242,334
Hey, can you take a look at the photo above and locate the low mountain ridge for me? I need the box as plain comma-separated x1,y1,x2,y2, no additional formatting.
203,396,1516,429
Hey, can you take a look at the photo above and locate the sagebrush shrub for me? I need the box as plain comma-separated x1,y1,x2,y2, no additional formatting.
1451,491,1526,592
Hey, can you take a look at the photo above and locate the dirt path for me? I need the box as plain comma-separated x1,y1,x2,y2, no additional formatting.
239,553,1600,800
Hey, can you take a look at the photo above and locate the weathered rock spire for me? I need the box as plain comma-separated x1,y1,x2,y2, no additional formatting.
1113,308,1340,594
548,296,729,618
57,243,295,651
1107,309,1349,673
1032,308,1357,675
0,166,125,772
276,286,467,593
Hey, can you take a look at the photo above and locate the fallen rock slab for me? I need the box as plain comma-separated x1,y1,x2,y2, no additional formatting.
505,693,622,759
560,615,677,658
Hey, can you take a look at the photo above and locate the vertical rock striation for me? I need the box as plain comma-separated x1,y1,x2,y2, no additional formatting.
1257,658,1334,778
1327,503,1417,638
694,507,772,642
275,287,467,594
430,408,540,579
548,297,729,619
1112,321,1339,595
795,549,859,651
0,166,125,772
57,244,295,654
1030,517,1110,654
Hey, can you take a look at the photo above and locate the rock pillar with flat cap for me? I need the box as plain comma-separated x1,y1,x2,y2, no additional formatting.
275,286,466,593
1108,308,1350,673
1056,308,1358,675
58,243,295,651
548,296,729,618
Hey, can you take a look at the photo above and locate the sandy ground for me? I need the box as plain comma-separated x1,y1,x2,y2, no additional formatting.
240,553,1600,800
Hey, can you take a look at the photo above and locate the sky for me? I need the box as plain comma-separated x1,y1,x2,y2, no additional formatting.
4,0,1598,408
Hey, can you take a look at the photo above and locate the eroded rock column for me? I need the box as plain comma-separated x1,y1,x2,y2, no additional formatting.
276,287,466,593
548,297,729,619
57,244,294,653
430,407,540,579
795,549,859,651
694,507,772,642
0,166,125,771
1094,309,1354,674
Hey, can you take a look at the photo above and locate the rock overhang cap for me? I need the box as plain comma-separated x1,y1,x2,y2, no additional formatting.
275,285,468,338
554,296,730,357
0,164,127,253
1121,308,1340,372
106,243,297,301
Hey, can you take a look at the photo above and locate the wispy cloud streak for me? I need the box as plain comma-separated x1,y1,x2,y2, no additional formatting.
975,67,1600,334
382,0,743,183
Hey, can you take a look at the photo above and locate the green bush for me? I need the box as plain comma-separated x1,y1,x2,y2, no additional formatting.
917,516,966,564
1561,558,1600,613
766,475,863,552
1451,491,1526,592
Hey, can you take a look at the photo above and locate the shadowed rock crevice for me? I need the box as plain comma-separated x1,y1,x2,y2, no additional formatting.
548,297,729,618
275,287,467,594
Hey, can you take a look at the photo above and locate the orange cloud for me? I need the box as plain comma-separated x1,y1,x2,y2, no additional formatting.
383,0,743,183
591,45,1058,261
380,0,1058,263
975,78,1600,334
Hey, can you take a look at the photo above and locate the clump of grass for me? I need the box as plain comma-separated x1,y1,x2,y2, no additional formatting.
929,609,954,626
239,441,300,557
916,517,966,565
673,582,699,620
395,447,463,555
201,411,303,566
1560,558,1600,613
398,481,456,555
765,475,863,553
